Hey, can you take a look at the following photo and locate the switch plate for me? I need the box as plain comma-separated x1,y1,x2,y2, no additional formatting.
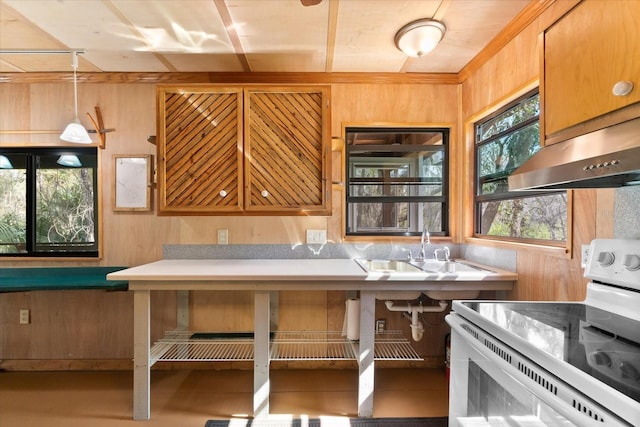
217,229,229,245
306,229,327,244
19,309,29,325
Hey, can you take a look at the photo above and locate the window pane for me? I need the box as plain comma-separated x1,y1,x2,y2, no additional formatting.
474,89,567,245
349,155,443,197
34,154,97,253
0,155,27,254
478,193,567,241
477,122,540,195
348,201,443,234
346,127,449,237
477,93,540,142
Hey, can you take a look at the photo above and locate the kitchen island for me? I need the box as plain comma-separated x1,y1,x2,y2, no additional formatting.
107,258,516,420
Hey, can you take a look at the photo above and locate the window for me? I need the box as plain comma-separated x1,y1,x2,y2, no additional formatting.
474,91,567,243
0,147,99,257
346,127,449,236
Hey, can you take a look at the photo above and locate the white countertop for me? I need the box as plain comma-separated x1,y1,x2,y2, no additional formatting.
107,258,516,292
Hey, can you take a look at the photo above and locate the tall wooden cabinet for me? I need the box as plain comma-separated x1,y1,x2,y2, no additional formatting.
543,0,640,144
157,85,331,215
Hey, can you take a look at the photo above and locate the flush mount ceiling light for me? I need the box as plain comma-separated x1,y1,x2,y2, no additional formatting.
394,19,446,58
60,50,92,144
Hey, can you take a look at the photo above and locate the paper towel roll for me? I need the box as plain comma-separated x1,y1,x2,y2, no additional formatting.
342,298,360,341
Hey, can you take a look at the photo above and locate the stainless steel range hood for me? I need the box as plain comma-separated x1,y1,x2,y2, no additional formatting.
508,117,640,190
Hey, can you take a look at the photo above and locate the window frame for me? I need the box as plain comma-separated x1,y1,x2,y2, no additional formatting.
472,89,568,247
0,147,100,258
344,126,450,237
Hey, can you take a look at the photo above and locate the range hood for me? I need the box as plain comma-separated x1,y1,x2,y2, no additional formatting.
509,117,640,190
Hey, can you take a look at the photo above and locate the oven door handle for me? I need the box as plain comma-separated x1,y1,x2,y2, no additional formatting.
448,316,619,427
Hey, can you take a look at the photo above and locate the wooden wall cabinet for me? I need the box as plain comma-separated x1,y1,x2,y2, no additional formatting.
157,85,331,215
543,0,640,144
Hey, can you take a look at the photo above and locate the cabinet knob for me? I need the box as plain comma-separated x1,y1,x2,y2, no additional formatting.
261,190,269,198
612,80,634,96
219,190,227,197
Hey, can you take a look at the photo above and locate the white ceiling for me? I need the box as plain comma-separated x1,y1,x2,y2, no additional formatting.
0,0,532,73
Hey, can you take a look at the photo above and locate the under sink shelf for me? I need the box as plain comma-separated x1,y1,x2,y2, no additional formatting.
150,330,421,363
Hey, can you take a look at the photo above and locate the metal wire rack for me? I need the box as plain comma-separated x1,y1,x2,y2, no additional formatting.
149,330,421,363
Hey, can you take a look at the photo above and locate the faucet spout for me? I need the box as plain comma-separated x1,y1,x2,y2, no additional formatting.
418,225,430,261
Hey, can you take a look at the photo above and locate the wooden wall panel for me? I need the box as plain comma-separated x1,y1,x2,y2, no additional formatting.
460,0,599,304
0,0,618,364
331,83,458,137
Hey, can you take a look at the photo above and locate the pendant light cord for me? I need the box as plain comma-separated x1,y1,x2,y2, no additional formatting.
71,51,79,120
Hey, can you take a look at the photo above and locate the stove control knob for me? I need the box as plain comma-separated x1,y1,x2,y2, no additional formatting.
623,254,640,271
597,251,615,267
619,361,640,381
590,351,612,367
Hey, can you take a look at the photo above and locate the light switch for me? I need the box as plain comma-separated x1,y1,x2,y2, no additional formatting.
306,229,327,244
217,229,229,245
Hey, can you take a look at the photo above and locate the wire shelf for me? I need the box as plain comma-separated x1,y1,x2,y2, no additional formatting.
149,330,421,363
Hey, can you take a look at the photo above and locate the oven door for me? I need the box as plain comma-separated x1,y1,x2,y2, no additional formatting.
447,313,627,427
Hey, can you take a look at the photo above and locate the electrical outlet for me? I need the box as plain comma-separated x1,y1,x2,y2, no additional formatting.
19,309,30,325
217,229,229,245
581,244,590,268
306,229,327,244
376,319,386,334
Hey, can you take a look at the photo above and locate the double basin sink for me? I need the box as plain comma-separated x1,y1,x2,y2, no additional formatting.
354,258,492,300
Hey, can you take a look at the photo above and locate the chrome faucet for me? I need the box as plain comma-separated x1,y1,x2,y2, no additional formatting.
417,225,430,261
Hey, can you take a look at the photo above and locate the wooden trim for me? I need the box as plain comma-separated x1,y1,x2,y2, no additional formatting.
214,0,251,72
324,0,339,72
458,0,557,83
0,71,460,85
0,358,440,371
464,236,569,258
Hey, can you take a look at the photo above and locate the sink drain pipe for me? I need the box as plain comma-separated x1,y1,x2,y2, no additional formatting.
384,300,448,341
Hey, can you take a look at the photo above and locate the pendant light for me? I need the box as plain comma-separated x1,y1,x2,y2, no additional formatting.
56,155,82,167
60,50,92,144
0,155,13,169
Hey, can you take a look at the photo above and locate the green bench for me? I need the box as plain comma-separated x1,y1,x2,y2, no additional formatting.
0,267,128,293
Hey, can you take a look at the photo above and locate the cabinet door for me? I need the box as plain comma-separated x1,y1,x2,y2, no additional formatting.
157,87,243,214
544,0,640,140
244,87,331,214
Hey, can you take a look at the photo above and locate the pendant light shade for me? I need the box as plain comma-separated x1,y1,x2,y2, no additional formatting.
394,19,446,58
57,155,82,167
0,155,13,169
60,51,92,144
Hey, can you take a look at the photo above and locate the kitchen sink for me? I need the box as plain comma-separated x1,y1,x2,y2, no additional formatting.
413,260,492,274
354,259,424,273
354,258,490,300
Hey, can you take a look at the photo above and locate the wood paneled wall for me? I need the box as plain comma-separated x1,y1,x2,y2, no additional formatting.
460,0,609,303
0,0,617,366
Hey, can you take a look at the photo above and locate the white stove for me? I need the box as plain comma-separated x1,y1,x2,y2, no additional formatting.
446,239,640,427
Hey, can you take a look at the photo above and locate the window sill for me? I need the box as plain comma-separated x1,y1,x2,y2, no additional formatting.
464,237,570,259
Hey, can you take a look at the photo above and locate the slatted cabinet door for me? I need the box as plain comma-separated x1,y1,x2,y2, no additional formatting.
244,87,331,214
157,87,243,214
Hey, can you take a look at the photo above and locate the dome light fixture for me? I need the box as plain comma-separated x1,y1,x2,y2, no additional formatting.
394,19,446,58
60,50,92,144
